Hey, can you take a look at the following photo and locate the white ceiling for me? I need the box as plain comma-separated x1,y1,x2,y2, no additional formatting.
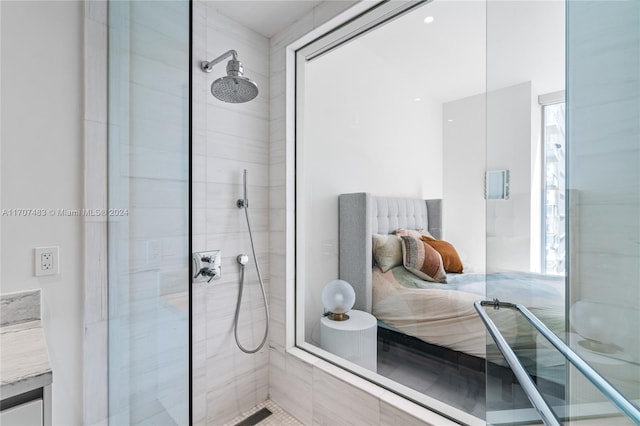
207,0,324,38
357,0,565,103
211,0,565,101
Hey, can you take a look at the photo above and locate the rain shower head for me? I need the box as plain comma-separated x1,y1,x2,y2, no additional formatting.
211,60,258,104
201,49,259,103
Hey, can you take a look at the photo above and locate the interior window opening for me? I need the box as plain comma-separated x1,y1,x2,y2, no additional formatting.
542,101,566,275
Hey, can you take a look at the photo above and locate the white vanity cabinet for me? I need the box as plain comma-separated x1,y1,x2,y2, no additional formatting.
0,386,51,426
0,290,53,426
0,399,43,425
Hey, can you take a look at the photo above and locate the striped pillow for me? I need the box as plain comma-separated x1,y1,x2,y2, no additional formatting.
395,228,435,239
399,235,447,283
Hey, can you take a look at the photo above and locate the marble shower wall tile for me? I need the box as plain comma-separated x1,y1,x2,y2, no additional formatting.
192,1,270,424
379,391,459,426
312,363,381,426
269,351,314,426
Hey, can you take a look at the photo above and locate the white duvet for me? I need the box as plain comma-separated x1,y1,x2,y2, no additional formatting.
372,265,566,360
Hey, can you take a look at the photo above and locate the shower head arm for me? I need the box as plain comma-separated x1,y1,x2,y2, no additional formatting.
201,49,238,73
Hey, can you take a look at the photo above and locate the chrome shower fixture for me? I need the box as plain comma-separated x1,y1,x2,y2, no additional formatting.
237,169,249,209
201,49,259,103
233,169,269,354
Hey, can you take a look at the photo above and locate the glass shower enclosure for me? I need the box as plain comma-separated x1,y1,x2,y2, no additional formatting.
107,1,190,424
294,0,640,424
483,0,640,424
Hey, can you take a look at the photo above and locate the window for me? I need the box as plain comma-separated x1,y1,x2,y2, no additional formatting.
542,101,566,275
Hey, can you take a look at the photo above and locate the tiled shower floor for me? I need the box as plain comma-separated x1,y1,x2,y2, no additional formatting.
224,399,302,426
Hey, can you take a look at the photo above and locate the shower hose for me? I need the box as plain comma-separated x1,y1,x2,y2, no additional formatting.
234,201,270,354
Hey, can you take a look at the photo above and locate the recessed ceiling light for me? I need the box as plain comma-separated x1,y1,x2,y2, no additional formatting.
447,119,454,122
414,97,422,102
424,16,435,24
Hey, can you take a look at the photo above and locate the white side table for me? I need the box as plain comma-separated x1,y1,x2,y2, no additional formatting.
320,310,377,372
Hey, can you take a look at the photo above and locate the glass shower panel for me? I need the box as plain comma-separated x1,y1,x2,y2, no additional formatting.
481,303,638,425
566,0,640,417
108,1,190,424
486,0,640,423
485,0,567,421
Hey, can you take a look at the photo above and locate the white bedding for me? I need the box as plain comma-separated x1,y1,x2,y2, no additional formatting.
372,265,566,360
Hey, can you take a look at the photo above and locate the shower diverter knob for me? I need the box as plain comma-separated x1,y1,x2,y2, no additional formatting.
197,267,218,283
192,250,221,283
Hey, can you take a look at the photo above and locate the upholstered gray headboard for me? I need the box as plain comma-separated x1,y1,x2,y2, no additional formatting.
338,193,442,313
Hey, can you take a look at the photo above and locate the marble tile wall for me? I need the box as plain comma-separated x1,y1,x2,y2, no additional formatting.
267,2,459,425
192,2,270,424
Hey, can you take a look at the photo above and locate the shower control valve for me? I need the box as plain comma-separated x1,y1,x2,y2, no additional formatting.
192,250,221,284
196,267,218,283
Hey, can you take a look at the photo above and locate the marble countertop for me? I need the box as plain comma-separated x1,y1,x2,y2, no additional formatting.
1,320,52,400
0,290,52,401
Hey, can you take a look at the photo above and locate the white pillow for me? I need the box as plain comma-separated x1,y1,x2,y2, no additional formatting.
372,233,402,272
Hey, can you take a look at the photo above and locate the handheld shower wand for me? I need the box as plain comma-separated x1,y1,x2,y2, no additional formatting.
237,169,249,209
234,169,269,354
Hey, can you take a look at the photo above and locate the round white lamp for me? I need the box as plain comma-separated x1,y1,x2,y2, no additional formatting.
322,279,356,321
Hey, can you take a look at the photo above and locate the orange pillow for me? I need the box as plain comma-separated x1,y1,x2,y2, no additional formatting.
421,236,463,273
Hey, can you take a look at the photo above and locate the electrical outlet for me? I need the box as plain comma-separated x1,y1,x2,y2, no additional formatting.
35,246,60,276
42,252,53,270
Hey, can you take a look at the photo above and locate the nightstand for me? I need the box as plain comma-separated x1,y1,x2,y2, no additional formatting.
320,309,377,372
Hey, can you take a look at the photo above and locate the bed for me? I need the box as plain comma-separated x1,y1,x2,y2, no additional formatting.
338,192,566,375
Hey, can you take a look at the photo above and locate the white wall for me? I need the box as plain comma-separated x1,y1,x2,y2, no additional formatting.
442,92,486,272
191,2,271,424
485,82,540,273
0,0,3,287
0,1,84,424
299,38,443,340
443,82,540,274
